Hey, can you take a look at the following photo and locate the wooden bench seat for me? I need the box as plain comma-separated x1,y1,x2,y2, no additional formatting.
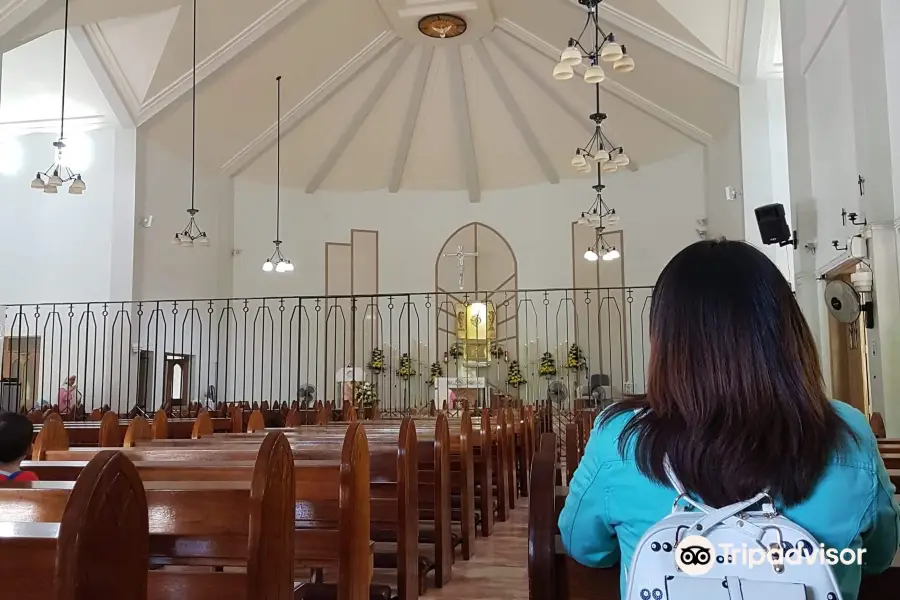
0,451,148,600
21,427,372,600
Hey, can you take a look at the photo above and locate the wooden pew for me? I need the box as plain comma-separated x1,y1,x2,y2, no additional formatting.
31,409,235,449
4,433,296,599
531,431,900,600
0,451,150,600
22,427,373,600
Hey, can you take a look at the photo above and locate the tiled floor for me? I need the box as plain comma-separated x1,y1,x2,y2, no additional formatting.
426,500,529,599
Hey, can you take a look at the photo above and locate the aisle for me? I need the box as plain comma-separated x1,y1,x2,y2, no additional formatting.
427,500,529,599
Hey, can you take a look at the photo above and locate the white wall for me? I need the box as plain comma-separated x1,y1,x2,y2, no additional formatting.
233,147,707,297
0,128,118,304
132,129,234,302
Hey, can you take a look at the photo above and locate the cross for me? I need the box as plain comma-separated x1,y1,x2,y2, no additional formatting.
442,245,477,290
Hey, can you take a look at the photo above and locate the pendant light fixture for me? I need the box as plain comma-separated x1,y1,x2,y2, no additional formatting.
30,0,86,195
262,75,294,274
556,0,633,263
172,0,209,248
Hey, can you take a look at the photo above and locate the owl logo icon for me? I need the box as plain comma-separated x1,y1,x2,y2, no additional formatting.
675,536,716,576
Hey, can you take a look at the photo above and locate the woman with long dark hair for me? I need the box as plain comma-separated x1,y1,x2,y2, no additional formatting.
559,240,899,600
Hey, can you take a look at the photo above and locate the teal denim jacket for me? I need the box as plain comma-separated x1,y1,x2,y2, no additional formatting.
558,401,900,600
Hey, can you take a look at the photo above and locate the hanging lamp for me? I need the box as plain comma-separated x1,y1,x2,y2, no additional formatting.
30,0,86,195
262,76,294,273
172,0,209,247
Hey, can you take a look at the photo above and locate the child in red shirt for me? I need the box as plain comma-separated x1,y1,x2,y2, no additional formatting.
0,412,39,482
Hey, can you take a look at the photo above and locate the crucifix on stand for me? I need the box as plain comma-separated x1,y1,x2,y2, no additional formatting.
442,245,477,290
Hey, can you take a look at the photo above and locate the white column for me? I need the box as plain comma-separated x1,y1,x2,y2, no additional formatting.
109,127,136,302
845,0,900,433
779,0,821,341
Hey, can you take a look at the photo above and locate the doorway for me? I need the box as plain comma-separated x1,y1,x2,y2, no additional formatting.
1,336,41,410
826,272,870,415
162,353,191,415
136,350,153,410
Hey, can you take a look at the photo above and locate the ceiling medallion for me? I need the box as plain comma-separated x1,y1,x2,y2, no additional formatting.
418,14,466,39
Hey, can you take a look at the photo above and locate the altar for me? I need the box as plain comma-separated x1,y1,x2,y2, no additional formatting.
433,374,495,410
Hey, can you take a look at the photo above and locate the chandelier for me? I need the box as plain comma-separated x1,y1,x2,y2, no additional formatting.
172,0,209,248
30,0,86,195
553,0,634,263
262,76,294,273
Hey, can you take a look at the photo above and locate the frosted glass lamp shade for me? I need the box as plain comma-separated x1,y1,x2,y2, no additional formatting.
602,161,618,173
196,233,210,246
571,153,587,168
614,55,635,73
584,64,605,84
600,42,623,63
560,45,583,66
262,260,274,272
31,174,45,189
614,152,630,167
69,176,86,193
48,174,63,187
584,248,599,262
603,248,621,261
553,62,574,80
594,150,610,164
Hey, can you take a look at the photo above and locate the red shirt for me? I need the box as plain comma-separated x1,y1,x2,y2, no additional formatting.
0,471,39,482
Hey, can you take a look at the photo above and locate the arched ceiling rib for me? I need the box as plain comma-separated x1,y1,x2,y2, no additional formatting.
0,0,744,197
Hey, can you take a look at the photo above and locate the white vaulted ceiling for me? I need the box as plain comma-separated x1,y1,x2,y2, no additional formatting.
0,0,744,199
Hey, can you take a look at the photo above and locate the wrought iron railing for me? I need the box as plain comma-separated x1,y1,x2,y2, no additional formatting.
0,287,653,419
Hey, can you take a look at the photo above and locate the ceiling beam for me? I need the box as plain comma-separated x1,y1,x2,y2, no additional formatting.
473,40,559,184
562,0,740,85
306,42,411,194
222,32,399,176
497,20,713,146
139,0,322,126
0,0,55,53
69,26,136,128
447,46,480,203
389,46,433,193
487,34,638,172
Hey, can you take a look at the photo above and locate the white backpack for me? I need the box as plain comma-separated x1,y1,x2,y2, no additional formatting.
624,460,846,600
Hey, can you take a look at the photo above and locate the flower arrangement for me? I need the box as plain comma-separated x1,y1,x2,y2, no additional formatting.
538,351,557,378
428,362,444,387
448,342,464,360
489,341,505,360
566,344,587,371
367,348,385,373
507,360,526,387
397,353,417,380
355,381,378,407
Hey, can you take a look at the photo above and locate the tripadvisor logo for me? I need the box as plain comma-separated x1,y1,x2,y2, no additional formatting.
675,536,716,576
674,535,866,575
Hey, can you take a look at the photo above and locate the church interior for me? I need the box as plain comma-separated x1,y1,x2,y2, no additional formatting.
0,0,899,598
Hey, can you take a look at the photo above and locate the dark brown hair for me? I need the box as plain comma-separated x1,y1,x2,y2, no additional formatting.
602,240,854,507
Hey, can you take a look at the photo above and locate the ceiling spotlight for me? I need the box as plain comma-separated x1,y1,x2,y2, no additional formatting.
553,61,575,80
584,248,599,262
603,247,621,261
584,64,605,84
560,44,583,66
